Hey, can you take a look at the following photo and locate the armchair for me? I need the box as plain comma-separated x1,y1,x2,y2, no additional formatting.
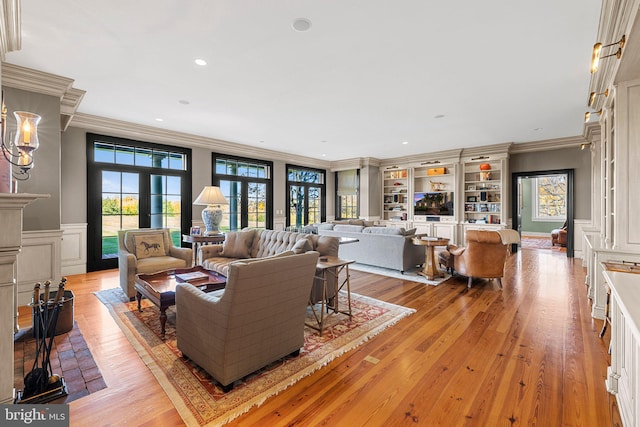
117,228,192,300
175,251,319,391
446,229,509,289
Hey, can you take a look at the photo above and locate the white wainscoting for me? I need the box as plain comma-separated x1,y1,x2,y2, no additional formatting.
16,229,63,307
573,219,590,260
61,223,87,276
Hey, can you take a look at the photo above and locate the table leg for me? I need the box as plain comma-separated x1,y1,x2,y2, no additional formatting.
136,291,143,312
418,246,443,280
160,307,168,339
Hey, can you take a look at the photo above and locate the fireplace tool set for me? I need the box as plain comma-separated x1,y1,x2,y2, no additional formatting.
15,278,69,404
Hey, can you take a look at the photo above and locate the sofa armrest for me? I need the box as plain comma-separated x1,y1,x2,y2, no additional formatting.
447,245,466,256
169,246,193,266
199,244,224,264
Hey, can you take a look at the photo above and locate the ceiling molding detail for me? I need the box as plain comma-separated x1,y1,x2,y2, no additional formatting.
329,157,382,171
0,0,20,61
380,148,463,168
1,63,86,130
461,142,513,158
70,112,332,169
583,121,601,143
509,136,586,154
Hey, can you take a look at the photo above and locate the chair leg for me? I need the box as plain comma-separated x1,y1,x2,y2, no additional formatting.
467,276,473,288
496,277,502,289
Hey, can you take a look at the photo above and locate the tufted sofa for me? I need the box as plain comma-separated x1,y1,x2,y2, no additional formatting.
316,223,425,273
199,229,340,301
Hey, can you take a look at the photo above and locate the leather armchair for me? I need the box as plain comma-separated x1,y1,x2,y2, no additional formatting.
551,227,567,246
175,251,319,391
118,228,192,300
446,229,509,289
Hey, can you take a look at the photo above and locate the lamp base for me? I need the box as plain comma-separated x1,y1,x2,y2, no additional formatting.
201,205,223,236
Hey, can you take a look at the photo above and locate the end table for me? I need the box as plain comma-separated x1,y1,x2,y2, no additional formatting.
182,234,225,266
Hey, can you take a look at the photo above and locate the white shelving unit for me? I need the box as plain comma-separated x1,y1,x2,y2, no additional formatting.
381,166,409,225
462,156,506,227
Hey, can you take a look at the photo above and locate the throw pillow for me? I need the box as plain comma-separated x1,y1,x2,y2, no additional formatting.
292,238,313,254
221,229,256,258
333,224,364,233
403,228,417,236
134,234,166,259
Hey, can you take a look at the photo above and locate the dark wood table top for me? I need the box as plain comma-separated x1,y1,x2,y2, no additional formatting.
135,266,226,307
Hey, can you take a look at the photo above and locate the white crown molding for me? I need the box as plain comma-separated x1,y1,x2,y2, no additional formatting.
509,136,586,154
70,112,332,169
0,0,20,61
330,157,381,171
380,148,463,167
583,121,601,143
461,142,513,158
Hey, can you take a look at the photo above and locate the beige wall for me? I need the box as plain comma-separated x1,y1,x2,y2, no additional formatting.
3,87,61,230
509,147,591,220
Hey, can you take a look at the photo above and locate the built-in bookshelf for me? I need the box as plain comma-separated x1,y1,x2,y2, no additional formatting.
412,163,456,220
382,166,409,222
462,157,504,226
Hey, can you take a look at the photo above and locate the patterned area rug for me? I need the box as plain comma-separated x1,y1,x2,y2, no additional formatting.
95,287,415,426
349,263,451,285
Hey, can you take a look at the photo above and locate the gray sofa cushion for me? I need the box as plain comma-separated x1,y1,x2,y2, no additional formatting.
292,238,313,254
221,229,256,258
363,226,404,235
333,224,364,233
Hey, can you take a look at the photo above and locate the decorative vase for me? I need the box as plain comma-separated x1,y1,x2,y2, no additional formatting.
479,163,491,171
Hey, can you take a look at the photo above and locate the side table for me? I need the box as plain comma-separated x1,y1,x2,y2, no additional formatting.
306,256,355,336
182,234,225,266
412,236,450,280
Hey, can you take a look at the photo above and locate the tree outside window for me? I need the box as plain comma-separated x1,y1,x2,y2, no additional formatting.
533,175,567,221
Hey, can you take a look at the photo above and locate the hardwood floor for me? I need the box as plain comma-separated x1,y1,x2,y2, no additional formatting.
17,248,621,426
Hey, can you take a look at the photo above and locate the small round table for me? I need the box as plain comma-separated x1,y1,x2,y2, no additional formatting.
412,237,450,280
182,234,225,266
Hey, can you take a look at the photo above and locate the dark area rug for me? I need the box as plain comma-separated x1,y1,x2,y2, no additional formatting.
14,321,106,403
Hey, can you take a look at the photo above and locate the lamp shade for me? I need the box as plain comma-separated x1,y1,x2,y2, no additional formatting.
194,186,228,206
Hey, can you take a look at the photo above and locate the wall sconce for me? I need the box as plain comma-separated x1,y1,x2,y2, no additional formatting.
588,89,609,107
0,96,42,181
591,35,625,73
584,110,602,123
580,143,592,151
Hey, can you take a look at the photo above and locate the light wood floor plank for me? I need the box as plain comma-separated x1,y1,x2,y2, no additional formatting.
16,248,622,426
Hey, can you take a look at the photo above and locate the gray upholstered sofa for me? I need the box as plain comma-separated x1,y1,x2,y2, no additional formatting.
199,228,340,301
176,250,319,391
317,223,425,273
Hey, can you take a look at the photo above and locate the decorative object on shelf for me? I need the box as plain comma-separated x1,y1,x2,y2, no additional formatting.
194,186,228,236
467,196,477,202
468,185,476,191
480,171,492,181
591,34,625,74
430,180,445,191
0,93,42,191
189,226,201,236
427,167,446,176
479,163,491,171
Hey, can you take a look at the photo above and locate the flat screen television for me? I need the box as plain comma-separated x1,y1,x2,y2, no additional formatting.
414,192,454,216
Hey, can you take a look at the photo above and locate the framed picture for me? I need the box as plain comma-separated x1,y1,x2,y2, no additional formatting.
466,196,477,202
468,185,476,191
190,226,201,236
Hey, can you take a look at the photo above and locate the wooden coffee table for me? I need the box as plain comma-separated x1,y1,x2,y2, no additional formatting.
135,266,226,338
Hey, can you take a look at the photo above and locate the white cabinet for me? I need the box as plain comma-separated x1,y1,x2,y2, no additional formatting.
604,270,640,427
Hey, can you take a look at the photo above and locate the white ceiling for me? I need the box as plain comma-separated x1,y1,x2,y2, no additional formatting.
5,1,601,161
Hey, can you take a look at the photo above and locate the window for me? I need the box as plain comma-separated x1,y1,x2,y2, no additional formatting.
287,165,326,227
336,169,359,219
87,134,191,271
213,154,272,231
533,175,567,221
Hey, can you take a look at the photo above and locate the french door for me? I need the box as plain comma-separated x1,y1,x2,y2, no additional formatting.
286,165,325,227
87,134,191,271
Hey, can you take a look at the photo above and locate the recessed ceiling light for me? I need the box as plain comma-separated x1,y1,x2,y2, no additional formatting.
195,58,207,66
434,114,445,119
259,140,265,143
155,118,164,122
321,153,326,157
533,127,543,131
178,100,190,105
292,18,312,32
402,141,409,145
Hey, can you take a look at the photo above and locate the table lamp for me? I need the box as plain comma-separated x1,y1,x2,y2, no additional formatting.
193,186,228,236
